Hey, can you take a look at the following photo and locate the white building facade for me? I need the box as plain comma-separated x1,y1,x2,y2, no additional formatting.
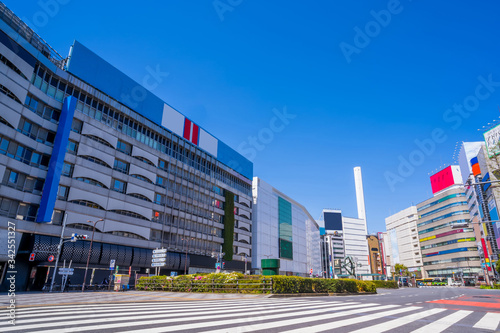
251,177,321,276
385,206,423,277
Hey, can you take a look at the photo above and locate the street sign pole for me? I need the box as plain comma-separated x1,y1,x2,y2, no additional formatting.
50,213,67,293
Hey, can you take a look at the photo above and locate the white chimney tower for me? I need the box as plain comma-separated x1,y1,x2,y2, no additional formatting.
354,166,366,221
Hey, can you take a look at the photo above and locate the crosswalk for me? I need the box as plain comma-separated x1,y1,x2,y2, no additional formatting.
1,298,499,332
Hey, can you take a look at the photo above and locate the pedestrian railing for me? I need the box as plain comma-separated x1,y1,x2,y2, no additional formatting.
138,278,273,294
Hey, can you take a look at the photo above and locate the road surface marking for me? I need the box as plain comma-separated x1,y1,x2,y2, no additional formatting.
473,312,500,331
410,310,472,333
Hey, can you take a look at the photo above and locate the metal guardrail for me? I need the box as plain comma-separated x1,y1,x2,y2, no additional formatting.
0,1,65,69
138,279,273,294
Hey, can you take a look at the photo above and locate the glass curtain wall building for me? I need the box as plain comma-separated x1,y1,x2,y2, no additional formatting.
0,3,253,291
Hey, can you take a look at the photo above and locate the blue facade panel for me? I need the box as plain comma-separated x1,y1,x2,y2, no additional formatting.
67,41,164,122
36,96,77,222
217,141,253,179
0,29,36,67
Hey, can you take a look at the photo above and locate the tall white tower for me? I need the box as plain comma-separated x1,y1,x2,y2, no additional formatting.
354,166,366,221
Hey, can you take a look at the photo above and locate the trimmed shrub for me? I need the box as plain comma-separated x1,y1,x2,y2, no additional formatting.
136,274,378,294
371,280,398,289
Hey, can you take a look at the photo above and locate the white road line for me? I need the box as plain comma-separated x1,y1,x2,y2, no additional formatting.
473,312,500,331
5,302,366,333
122,303,387,333
280,306,421,333
411,310,473,333
1,300,316,324
204,304,399,333
0,303,344,330
9,299,310,316
349,308,446,333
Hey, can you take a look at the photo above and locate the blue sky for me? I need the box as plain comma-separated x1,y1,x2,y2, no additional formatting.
8,0,500,232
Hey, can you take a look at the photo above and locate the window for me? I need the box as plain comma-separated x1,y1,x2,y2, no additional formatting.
158,159,168,171
156,175,166,188
113,159,129,174
0,53,27,79
134,156,154,166
117,140,132,155
57,185,69,200
131,174,153,184
128,193,152,202
80,155,111,168
61,162,74,177
67,140,78,154
111,179,126,193
74,177,106,188
69,200,105,210
154,193,165,205
71,118,83,133
0,83,21,104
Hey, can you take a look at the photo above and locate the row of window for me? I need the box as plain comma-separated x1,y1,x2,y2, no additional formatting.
420,237,476,250
423,247,478,258
0,52,27,80
150,230,222,254
0,135,51,170
418,219,471,235
25,94,60,123
417,193,466,212
2,168,44,195
30,63,251,195
0,83,21,104
417,211,470,228
418,201,468,219
0,196,38,222
18,117,56,146
423,256,481,266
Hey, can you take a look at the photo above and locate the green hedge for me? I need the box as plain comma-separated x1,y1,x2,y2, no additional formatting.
136,274,377,294
371,280,398,289
480,283,500,289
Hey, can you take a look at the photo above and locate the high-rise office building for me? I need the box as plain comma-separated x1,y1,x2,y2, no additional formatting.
0,3,253,291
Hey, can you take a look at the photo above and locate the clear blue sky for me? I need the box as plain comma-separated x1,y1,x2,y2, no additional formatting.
8,0,500,232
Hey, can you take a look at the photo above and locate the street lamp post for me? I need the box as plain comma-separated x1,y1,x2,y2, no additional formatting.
182,237,194,275
82,219,103,292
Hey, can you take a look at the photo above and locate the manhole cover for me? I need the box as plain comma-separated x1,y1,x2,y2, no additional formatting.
473,296,491,298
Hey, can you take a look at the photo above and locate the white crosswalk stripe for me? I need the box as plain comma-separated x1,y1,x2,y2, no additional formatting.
410,310,474,333
474,312,500,331
2,298,499,332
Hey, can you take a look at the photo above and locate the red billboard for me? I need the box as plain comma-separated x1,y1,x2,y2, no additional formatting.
430,166,460,194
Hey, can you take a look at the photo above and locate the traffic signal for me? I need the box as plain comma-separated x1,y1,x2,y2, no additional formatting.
222,261,225,269
29,253,35,261
71,233,88,242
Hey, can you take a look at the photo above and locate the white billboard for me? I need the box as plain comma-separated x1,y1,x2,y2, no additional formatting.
484,124,500,157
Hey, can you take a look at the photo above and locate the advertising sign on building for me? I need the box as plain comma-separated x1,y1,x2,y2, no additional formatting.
429,166,462,194
484,123,500,157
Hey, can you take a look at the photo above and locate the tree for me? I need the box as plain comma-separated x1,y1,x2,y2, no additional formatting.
394,263,410,277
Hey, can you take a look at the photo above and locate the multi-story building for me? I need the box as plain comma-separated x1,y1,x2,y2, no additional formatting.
319,209,370,278
320,209,346,278
459,140,499,282
251,177,321,276
384,206,423,278
416,166,481,280
366,234,383,279
0,3,253,291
